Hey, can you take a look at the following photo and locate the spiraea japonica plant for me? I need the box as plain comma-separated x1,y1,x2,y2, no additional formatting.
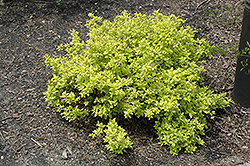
44,10,230,155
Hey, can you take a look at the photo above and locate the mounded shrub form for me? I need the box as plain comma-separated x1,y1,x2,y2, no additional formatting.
44,10,230,155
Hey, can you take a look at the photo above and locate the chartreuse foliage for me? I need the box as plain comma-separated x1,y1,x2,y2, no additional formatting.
44,10,230,155
90,119,133,154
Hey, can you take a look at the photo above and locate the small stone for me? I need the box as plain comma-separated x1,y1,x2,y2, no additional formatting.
13,114,19,119
1,156,4,160
26,112,33,116
242,146,248,149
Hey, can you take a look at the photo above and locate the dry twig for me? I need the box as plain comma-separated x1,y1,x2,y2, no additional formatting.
196,0,212,10
31,138,43,147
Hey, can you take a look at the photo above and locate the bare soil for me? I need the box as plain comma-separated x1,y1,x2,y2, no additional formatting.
0,0,249,165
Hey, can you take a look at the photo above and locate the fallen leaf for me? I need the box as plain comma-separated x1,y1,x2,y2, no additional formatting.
62,149,67,159
67,145,72,155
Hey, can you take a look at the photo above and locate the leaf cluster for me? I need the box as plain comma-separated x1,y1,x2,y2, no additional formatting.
44,10,230,155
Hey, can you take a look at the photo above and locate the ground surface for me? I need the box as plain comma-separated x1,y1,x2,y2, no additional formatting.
0,0,249,165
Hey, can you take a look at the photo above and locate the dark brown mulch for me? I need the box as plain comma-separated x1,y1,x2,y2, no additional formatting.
0,0,249,165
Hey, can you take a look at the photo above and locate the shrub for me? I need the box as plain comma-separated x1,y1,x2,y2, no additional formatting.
44,10,230,155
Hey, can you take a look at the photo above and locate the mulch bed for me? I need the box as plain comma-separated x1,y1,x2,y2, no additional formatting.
0,0,249,165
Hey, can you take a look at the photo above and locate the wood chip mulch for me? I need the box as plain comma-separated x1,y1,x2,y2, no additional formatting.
0,0,249,165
